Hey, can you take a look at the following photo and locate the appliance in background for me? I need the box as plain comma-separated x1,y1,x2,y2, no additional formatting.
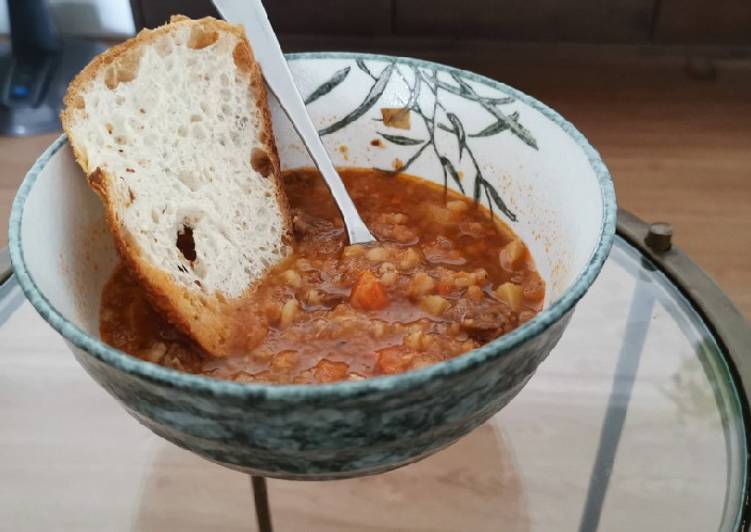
0,0,109,136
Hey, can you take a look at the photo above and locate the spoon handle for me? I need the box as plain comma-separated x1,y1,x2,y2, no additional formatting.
212,0,375,245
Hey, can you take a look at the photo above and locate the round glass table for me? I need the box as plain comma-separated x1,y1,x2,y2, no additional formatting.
1,213,749,532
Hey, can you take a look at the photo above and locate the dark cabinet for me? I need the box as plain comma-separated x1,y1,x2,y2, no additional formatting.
130,0,751,46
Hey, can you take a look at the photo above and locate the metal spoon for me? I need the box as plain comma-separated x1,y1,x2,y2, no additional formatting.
211,0,376,245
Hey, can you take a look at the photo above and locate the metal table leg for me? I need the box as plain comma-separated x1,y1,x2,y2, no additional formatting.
251,476,273,532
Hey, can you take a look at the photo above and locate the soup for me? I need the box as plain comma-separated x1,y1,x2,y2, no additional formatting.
101,168,545,384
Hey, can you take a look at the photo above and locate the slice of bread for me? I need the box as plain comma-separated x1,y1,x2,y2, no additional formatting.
61,15,292,356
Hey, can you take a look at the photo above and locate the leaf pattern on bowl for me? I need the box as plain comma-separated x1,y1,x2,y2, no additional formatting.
305,60,540,222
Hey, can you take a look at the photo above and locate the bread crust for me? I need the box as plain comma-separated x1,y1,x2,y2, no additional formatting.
61,16,292,356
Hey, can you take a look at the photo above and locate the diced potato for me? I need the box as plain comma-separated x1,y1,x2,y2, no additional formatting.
466,285,484,301
388,224,418,244
409,272,435,296
404,330,423,350
424,203,454,225
382,212,408,224
461,340,477,353
499,239,526,271
282,269,302,288
398,247,421,270
313,359,349,383
164,354,185,372
380,271,398,286
305,289,323,306
270,350,298,372
280,299,299,328
145,342,167,363
407,321,427,334
496,282,523,312
453,272,474,288
419,333,435,350
342,244,366,258
420,295,450,316
459,221,485,239
370,320,386,339
252,347,274,361
350,271,389,310
379,262,398,286
380,261,396,273
446,200,469,214
366,246,389,263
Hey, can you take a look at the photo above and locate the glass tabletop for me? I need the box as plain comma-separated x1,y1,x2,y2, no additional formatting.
0,235,746,531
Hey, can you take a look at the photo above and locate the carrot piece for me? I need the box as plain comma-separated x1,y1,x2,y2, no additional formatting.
350,270,389,310
374,346,415,375
313,359,350,383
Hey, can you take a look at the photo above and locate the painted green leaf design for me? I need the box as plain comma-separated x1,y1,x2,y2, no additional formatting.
446,112,467,158
304,66,351,105
449,72,474,96
470,109,536,149
428,73,515,106
494,110,537,149
469,120,508,137
469,112,519,137
319,63,396,136
391,141,431,174
406,67,422,110
434,72,535,148
356,58,376,80
483,178,517,221
310,61,525,222
473,170,483,203
379,132,425,146
439,156,465,194
482,95,515,105
471,166,516,221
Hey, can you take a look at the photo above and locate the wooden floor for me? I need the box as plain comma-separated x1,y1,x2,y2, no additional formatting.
1,44,749,318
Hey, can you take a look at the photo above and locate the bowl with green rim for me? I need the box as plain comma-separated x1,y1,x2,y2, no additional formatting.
9,51,616,479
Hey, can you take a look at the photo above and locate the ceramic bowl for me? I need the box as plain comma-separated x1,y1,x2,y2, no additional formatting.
9,52,616,479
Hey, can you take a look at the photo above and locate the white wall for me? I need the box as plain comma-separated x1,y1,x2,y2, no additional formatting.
0,0,135,38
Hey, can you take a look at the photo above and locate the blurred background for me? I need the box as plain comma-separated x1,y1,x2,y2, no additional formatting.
0,0,749,318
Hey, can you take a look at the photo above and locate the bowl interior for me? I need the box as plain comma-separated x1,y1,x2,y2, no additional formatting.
275,54,608,304
13,53,614,360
